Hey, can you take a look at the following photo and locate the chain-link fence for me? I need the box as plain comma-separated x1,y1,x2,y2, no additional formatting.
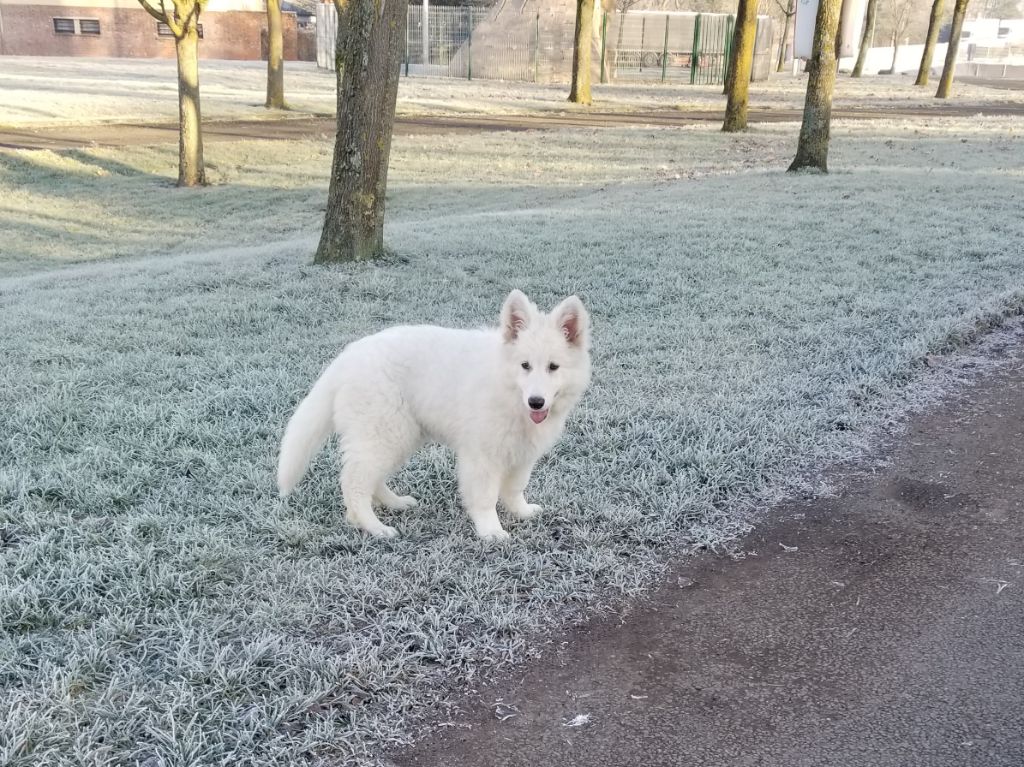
315,3,774,86
405,5,493,77
606,12,721,84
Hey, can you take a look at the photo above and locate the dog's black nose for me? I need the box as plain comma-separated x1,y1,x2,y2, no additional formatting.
528,396,546,410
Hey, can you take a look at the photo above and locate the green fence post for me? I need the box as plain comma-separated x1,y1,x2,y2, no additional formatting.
690,13,701,84
534,11,540,82
661,14,670,82
640,16,646,73
466,5,472,80
600,12,608,84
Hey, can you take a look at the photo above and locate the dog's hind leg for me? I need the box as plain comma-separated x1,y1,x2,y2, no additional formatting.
341,457,399,538
374,483,418,511
339,443,416,538
338,412,419,537
457,455,507,540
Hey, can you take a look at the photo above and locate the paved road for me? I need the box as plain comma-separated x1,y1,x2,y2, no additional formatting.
2,101,1023,150
392,335,1024,767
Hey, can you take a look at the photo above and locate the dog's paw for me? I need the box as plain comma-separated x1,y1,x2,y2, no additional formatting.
389,495,418,511
512,503,542,521
365,523,400,539
478,528,511,542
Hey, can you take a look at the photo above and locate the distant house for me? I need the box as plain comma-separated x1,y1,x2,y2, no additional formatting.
941,17,1024,46
0,0,316,60
282,0,315,29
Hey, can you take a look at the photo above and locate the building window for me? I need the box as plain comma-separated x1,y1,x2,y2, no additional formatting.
156,21,204,38
52,17,102,35
961,30,971,39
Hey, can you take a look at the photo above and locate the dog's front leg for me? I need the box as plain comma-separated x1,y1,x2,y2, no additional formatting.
457,455,508,540
500,463,542,521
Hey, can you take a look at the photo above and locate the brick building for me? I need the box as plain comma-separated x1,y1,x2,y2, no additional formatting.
0,0,316,60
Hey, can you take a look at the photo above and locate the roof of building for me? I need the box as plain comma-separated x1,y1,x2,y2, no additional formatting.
282,0,317,15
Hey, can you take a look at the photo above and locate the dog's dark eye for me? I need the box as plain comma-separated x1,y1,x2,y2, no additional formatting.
521,362,531,371
548,363,560,372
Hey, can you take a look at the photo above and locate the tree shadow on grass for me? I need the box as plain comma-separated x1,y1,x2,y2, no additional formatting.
63,148,163,178
0,148,329,278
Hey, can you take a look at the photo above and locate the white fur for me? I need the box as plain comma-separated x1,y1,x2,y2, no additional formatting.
277,290,592,539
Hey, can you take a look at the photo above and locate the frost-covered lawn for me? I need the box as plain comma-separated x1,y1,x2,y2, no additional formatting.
2,117,1024,765
0,55,1018,127
3,116,1021,276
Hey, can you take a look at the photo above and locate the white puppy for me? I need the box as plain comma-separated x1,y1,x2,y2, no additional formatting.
277,290,592,539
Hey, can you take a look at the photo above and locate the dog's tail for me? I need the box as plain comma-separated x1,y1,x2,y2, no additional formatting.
277,377,336,497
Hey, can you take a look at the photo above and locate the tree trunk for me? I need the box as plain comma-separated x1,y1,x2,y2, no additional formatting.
722,0,758,132
568,0,595,105
776,0,794,73
175,17,206,187
889,34,900,74
833,4,844,67
936,0,970,98
788,0,841,173
915,0,946,86
265,0,286,109
851,0,877,77
315,0,407,263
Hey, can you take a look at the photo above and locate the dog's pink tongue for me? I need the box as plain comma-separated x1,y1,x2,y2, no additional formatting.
529,409,549,424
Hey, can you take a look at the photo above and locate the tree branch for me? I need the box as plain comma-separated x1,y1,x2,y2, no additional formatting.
773,0,794,18
164,0,198,38
137,0,168,23
158,0,184,36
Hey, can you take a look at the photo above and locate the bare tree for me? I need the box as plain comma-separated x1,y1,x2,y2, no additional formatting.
915,0,945,86
315,0,408,263
883,0,913,74
788,0,842,172
977,0,1020,16
569,0,596,104
851,0,878,76
936,0,970,99
265,0,286,109
137,0,207,186
722,0,758,132
613,0,641,78
774,0,795,72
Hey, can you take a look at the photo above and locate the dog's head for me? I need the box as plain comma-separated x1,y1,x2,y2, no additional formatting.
499,289,591,425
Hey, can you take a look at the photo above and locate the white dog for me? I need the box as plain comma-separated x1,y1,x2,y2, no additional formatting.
277,290,591,539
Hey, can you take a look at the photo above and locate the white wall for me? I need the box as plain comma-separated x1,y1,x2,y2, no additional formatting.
838,42,949,75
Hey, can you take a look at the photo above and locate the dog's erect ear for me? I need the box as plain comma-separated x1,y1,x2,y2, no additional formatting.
552,295,589,348
501,289,533,343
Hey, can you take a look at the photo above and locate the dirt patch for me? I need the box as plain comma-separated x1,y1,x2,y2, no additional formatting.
2,102,1023,150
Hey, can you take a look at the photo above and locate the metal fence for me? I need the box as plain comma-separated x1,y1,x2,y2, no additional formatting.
602,12,769,85
966,43,1024,64
405,5,493,78
315,4,773,86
